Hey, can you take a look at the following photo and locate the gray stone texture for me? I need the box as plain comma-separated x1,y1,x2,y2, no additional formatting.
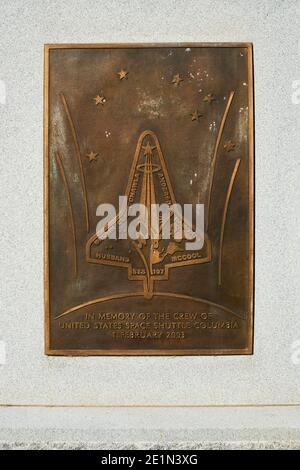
0,0,299,449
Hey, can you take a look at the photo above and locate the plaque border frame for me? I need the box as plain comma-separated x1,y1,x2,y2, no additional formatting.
44,43,254,356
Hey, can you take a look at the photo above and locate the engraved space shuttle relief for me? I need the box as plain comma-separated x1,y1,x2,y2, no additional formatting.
86,130,211,298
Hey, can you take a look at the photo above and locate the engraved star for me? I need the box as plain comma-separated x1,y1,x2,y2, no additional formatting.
172,73,184,86
86,151,98,162
223,140,237,152
117,69,128,80
142,141,156,157
203,93,216,104
190,110,203,122
93,95,106,105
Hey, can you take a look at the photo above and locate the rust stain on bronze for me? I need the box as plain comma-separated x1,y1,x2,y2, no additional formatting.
44,43,254,355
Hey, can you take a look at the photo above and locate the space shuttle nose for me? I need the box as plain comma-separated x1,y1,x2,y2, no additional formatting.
125,129,175,208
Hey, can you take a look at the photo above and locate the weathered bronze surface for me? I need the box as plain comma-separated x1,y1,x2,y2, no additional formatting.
44,43,254,355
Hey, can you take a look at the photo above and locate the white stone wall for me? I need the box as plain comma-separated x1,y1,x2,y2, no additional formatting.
0,0,299,448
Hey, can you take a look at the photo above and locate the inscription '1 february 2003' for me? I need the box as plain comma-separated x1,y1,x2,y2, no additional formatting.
45,43,254,355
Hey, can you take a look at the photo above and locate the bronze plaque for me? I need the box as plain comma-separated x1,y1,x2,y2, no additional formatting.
44,43,254,355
